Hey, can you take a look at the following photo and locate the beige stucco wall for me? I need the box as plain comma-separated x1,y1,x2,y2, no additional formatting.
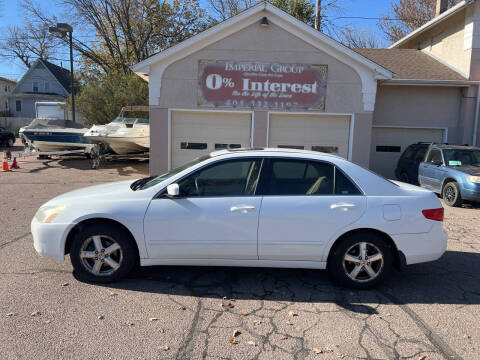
399,10,470,77
154,22,364,114
147,21,375,175
372,85,468,144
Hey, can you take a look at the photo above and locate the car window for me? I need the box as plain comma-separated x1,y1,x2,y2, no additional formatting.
443,149,480,166
262,159,334,196
401,145,416,160
178,159,262,197
426,149,443,164
413,147,428,162
335,168,362,195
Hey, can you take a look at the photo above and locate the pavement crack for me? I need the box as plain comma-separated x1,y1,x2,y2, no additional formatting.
0,232,30,250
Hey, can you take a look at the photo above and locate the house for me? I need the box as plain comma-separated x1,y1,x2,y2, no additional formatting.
0,76,16,115
8,59,71,118
132,0,480,179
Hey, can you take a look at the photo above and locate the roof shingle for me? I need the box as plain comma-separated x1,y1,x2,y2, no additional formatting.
355,48,467,81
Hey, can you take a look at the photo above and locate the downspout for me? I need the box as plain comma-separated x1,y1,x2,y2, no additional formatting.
473,84,480,146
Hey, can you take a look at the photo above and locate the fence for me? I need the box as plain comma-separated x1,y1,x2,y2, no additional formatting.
0,117,33,135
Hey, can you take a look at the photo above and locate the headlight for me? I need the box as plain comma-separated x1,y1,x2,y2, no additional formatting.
467,176,480,184
34,205,67,223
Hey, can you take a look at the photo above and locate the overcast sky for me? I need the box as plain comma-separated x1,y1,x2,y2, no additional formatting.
0,0,392,81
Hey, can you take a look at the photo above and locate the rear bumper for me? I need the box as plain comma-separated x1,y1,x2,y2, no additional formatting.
392,223,447,265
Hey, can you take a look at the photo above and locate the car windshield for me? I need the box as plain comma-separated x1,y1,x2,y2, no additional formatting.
443,149,480,166
136,155,212,190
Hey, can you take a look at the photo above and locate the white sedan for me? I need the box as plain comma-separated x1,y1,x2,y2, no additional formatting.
32,148,447,289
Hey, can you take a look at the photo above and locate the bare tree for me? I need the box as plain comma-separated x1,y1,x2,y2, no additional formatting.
0,23,60,68
337,27,384,48
207,0,256,21
379,0,460,43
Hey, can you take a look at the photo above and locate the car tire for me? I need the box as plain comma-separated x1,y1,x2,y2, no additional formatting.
442,181,462,207
399,172,410,183
327,232,393,289
70,222,137,283
7,138,14,147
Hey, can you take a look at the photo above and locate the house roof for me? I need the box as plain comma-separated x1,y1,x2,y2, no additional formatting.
0,76,16,85
389,0,469,49
355,48,467,81
42,60,72,93
131,1,394,81
11,58,71,96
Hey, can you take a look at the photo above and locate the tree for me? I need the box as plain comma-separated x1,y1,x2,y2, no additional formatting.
379,0,460,43
72,70,148,126
337,27,384,48
271,0,315,26
207,0,256,21
0,21,61,68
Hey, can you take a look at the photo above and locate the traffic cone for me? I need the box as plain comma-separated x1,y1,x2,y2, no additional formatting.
2,152,9,172
10,157,19,170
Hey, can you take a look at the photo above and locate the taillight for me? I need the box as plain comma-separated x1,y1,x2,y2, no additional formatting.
422,208,444,221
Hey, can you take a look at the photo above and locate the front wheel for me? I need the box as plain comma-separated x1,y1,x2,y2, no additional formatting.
70,223,137,283
328,233,393,289
7,138,14,147
442,181,462,207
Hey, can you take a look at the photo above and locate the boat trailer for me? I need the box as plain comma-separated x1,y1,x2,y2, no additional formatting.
90,143,149,169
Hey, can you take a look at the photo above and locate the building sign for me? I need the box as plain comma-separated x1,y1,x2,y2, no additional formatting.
198,60,327,110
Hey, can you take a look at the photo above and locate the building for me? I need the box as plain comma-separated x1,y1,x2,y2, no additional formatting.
8,59,72,118
0,76,16,114
132,0,480,178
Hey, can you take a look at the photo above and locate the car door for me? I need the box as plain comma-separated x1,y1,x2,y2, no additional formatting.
143,158,263,260
419,148,444,190
257,158,366,262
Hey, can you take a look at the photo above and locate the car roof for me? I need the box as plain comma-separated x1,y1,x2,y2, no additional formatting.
430,144,479,150
209,147,344,160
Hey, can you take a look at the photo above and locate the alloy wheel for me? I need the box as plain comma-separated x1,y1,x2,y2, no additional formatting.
342,242,384,283
79,235,123,276
444,185,456,203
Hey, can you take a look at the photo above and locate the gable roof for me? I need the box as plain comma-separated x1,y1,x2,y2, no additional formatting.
0,76,16,85
11,58,71,96
355,49,467,81
42,60,72,93
131,1,393,80
389,0,469,49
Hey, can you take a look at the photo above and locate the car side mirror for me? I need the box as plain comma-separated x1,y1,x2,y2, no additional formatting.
166,183,180,198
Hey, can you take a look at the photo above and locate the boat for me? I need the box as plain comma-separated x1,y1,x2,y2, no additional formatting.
84,106,150,155
101,117,149,154
20,118,91,152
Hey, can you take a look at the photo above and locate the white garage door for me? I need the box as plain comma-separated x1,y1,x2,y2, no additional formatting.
370,127,445,179
171,111,252,169
268,114,351,158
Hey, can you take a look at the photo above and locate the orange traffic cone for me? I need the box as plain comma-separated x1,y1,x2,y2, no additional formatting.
2,152,9,172
10,157,19,170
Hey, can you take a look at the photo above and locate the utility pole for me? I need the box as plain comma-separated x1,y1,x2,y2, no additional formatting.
315,0,321,31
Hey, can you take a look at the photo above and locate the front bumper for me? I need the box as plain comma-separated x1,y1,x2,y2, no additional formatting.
461,182,480,202
31,218,72,262
392,222,447,265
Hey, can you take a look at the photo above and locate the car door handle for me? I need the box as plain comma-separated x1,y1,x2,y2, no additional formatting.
230,205,256,213
330,203,356,211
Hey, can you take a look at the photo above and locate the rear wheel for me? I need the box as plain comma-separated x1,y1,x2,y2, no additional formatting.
328,232,393,289
442,181,462,207
70,223,137,283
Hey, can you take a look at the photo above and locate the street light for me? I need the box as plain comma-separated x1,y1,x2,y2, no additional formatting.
49,23,76,123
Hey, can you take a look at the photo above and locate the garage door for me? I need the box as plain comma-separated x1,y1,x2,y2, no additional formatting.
370,127,444,179
171,111,252,168
268,114,351,158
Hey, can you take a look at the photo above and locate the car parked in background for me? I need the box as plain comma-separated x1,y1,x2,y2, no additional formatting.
418,145,480,207
0,127,15,147
32,148,447,289
395,142,430,185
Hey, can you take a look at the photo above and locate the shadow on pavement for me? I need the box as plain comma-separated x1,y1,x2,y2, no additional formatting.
81,250,480,314
58,157,149,176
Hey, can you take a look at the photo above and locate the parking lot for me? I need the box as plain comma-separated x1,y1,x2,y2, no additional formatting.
0,150,479,360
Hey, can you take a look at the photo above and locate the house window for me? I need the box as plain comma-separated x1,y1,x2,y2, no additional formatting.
33,81,39,93
44,82,50,92
15,100,21,112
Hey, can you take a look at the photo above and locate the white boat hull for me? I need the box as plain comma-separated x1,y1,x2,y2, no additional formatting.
102,137,149,154
31,141,90,153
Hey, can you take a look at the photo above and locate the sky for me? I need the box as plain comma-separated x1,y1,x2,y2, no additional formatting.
0,0,392,81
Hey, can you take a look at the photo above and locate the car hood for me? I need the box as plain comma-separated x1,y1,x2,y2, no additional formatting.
45,180,137,205
448,165,480,175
